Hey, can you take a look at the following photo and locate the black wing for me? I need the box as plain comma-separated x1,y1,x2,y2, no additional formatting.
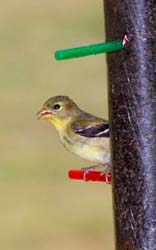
73,123,109,138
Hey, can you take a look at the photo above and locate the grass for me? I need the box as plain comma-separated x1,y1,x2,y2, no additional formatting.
0,1,114,249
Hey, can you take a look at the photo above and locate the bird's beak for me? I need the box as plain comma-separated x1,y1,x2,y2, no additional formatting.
36,107,52,120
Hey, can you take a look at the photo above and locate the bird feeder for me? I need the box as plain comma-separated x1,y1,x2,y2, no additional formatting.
104,1,156,250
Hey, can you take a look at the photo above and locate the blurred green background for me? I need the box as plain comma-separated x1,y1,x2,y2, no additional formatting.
0,1,114,250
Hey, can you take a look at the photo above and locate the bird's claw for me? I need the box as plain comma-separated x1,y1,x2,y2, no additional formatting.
100,170,111,184
81,166,96,181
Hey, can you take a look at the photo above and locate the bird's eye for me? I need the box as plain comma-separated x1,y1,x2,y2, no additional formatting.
53,104,61,110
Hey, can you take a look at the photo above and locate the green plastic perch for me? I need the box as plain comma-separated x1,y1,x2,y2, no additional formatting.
54,40,123,60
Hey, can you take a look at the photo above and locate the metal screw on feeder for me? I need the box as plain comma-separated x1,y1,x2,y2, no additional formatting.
54,40,123,60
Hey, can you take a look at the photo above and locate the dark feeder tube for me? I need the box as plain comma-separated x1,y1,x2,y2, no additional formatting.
104,1,156,250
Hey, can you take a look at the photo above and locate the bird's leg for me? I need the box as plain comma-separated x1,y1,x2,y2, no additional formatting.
81,164,102,172
100,164,111,184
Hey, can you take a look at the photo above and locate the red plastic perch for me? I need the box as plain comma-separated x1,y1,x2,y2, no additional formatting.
68,169,112,183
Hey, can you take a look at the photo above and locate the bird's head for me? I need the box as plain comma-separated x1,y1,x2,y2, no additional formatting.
37,96,80,131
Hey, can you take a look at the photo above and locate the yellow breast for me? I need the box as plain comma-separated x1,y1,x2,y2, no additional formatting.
60,132,110,165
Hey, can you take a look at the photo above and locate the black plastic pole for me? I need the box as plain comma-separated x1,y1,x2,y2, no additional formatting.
104,1,156,250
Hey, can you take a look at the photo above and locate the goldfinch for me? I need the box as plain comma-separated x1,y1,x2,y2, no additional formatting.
37,96,110,176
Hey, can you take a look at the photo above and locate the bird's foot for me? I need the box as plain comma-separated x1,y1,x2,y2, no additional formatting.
100,164,111,184
81,164,100,181
81,164,111,183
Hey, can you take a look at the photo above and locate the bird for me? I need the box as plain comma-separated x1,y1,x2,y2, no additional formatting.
36,95,110,180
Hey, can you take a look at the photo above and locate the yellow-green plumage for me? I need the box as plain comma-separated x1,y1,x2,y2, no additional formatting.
59,125,110,164
37,95,110,167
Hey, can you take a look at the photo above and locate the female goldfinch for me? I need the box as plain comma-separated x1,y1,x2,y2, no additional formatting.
37,96,110,176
